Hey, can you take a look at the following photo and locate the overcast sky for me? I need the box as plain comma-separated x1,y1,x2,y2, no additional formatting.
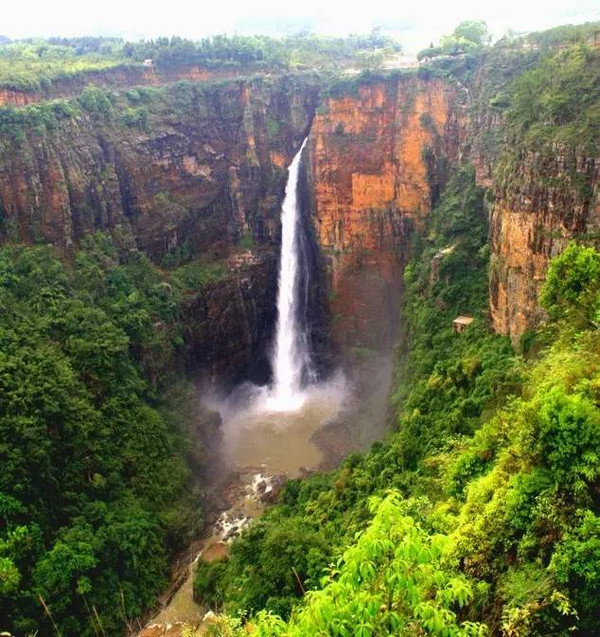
2,0,599,52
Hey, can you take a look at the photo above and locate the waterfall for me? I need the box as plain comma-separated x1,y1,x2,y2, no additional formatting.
267,138,311,411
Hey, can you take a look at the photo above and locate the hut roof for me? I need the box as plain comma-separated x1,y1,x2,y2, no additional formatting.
453,315,474,326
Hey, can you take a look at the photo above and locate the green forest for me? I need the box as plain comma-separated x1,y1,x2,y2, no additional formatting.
0,237,230,634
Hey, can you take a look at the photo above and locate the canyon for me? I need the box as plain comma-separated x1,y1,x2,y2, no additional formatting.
0,73,320,382
1,28,599,637
2,63,595,366
0,71,468,374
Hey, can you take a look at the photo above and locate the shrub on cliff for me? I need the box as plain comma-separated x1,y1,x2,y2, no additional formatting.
506,44,600,153
540,242,600,329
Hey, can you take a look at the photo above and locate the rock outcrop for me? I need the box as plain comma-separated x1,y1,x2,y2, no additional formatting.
461,43,600,343
489,148,599,341
307,76,464,351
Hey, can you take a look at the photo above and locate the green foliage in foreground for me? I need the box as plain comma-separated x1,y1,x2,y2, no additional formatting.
0,236,209,636
251,494,487,637
193,166,600,636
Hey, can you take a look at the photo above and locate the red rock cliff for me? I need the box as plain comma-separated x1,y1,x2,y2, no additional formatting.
307,76,464,350
489,148,599,341
464,43,600,343
0,75,319,259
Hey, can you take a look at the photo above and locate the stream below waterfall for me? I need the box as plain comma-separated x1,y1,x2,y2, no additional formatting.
139,352,392,636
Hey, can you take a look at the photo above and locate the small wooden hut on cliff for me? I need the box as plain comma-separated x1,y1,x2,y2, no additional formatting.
453,315,474,333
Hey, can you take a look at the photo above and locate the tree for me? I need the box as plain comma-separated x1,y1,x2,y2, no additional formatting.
453,20,490,46
540,242,600,327
354,49,384,72
418,20,490,60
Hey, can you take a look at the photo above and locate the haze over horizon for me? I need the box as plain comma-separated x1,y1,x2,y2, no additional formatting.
2,0,599,52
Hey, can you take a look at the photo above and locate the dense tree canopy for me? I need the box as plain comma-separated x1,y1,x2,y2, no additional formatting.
0,238,204,636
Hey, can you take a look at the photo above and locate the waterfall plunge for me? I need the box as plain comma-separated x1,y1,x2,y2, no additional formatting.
267,138,311,411
206,138,349,474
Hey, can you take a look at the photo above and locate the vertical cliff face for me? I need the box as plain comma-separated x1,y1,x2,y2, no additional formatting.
489,149,599,341
307,76,464,351
180,252,279,384
0,75,319,259
464,41,600,343
3,56,594,378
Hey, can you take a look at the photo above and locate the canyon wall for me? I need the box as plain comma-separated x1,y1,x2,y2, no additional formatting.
0,73,319,380
306,67,598,350
489,148,599,341
464,43,600,343
180,252,278,384
2,60,595,374
0,63,276,107
307,76,464,352
0,74,319,257
0,70,472,376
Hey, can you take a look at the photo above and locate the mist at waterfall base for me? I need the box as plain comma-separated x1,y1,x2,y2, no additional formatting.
204,140,349,476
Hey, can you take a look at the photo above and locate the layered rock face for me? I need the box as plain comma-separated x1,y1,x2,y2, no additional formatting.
461,42,600,343
0,74,319,258
489,148,599,341
4,60,593,376
180,252,278,384
307,77,464,351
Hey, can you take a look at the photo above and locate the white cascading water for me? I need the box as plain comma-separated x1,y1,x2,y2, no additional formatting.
205,137,348,473
267,138,310,411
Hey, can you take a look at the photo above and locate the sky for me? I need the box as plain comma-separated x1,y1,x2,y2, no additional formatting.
2,0,599,52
